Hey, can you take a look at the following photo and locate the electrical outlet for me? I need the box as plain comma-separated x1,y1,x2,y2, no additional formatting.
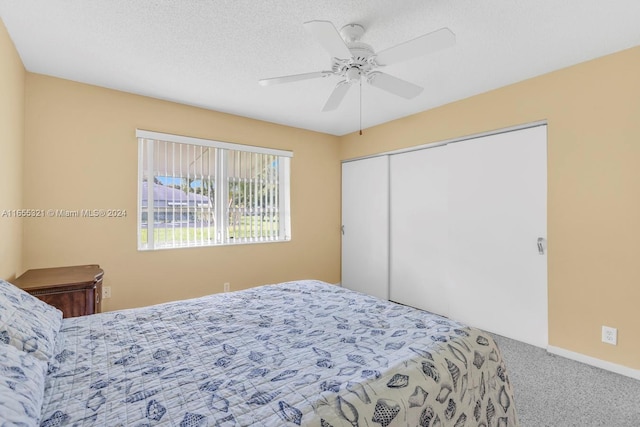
223,282,230,292
102,286,112,299
602,326,617,345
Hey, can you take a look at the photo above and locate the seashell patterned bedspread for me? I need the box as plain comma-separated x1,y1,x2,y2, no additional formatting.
40,280,519,426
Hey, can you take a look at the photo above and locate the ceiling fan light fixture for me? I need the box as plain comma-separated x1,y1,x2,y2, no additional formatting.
345,67,361,83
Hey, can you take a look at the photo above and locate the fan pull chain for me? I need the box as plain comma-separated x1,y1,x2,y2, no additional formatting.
359,78,363,136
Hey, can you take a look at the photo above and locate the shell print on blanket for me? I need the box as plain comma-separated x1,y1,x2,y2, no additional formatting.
39,280,519,426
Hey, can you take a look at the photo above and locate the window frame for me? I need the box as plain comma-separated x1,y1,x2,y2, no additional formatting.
136,129,292,251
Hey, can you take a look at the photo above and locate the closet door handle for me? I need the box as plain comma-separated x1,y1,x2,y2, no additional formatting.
537,237,545,255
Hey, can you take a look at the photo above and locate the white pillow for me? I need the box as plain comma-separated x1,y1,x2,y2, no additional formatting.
0,279,63,361
0,343,48,426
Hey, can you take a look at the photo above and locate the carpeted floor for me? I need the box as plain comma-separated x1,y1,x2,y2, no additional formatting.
491,334,640,426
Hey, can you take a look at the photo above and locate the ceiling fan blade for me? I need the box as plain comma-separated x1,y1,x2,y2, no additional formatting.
303,20,352,60
375,28,455,66
322,81,351,111
258,71,333,86
367,72,423,99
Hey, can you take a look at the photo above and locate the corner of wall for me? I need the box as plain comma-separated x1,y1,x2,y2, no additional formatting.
0,18,26,279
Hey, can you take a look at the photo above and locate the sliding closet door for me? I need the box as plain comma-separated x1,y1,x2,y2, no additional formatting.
447,125,547,347
341,157,389,300
389,146,449,316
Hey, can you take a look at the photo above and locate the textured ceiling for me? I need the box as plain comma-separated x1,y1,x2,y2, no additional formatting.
1,0,639,136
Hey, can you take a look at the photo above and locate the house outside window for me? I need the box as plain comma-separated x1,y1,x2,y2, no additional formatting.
137,130,292,250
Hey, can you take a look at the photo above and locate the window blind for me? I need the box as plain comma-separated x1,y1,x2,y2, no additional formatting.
137,130,291,250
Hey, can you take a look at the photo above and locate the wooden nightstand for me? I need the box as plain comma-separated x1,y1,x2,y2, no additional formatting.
13,265,104,318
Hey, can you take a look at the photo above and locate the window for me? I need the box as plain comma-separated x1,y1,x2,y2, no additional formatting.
137,130,292,250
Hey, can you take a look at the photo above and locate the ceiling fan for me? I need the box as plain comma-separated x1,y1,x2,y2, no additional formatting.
258,20,456,112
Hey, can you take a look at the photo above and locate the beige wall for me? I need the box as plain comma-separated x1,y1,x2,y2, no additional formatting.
340,46,640,369
23,74,341,311
0,19,24,280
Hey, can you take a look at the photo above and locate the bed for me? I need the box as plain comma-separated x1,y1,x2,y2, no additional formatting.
1,278,519,426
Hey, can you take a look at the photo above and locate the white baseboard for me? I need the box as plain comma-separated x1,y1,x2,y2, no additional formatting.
547,345,640,381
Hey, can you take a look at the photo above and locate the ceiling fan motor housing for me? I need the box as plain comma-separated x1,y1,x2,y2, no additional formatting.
332,42,375,82
327,23,375,83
